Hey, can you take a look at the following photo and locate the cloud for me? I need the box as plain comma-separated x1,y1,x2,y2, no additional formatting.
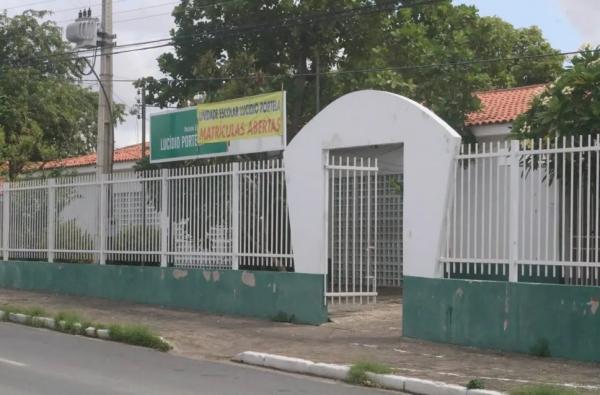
559,0,600,46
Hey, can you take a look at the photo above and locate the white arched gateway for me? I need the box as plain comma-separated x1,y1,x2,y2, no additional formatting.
284,90,461,301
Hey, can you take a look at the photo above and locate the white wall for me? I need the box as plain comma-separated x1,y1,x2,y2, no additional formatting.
470,123,511,140
284,90,461,277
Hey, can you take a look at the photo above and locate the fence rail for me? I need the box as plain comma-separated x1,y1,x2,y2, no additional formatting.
0,159,293,271
442,136,600,286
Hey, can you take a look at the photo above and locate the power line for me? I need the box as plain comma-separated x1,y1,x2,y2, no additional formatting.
113,10,175,24
50,0,135,15
76,48,590,85
112,0,412,28
53,0,181,23
4,0,59,11
9,0,443,68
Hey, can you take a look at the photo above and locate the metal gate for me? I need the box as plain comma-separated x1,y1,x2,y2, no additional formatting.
326,155,378,304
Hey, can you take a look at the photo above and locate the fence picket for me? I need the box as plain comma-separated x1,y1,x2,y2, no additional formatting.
442,138,600,286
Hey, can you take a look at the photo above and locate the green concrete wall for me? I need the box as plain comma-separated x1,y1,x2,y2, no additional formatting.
0,261,328,325
403,276,600,362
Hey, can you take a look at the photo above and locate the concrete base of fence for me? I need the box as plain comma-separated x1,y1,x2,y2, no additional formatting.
0,261,328,325
403,276,600,362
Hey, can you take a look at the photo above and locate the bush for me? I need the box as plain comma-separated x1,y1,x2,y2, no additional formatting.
108,225,161,266
347,361,392,386
108,324,171,352
467,379,485,389
110,225,161,252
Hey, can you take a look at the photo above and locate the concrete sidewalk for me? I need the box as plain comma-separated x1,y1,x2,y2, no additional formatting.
1,288,599,393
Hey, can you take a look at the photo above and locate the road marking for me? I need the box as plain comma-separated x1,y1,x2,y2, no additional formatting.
0,357,27,367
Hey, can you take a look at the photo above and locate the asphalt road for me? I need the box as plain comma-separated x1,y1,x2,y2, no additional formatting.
0,322,393,395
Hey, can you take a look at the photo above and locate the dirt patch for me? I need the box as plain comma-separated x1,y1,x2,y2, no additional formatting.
1,288,599,393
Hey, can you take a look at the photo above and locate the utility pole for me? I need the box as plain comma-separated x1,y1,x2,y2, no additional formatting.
66,3,115,176
97,0,114,176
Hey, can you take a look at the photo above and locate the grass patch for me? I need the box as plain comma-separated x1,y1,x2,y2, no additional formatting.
466,379,485,390
0,304,170,352
55,310,83,324
347,361,392,386
108,324,171,352
54,311,86,333
511,385,582,395
1,304,48,318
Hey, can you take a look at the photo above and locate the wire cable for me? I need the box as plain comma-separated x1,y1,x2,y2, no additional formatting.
8,0,444,68
72,48,590,85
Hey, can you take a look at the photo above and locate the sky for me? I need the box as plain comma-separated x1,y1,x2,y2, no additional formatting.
3,0,600,149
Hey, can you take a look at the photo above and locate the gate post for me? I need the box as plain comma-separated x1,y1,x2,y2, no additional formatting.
322,150,330,304
47,179,56,263
160,168,169,267
231,162,240,270
2,183,9,261
508,140,521,282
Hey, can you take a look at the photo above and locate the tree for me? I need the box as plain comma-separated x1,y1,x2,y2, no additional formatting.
512,46,600,140
0,11,124,180
334,1,564,136
511,47,600,255
140,0,397,136
141,0,563,141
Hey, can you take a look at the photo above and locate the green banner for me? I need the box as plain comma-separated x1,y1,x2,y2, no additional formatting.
150,108,228,163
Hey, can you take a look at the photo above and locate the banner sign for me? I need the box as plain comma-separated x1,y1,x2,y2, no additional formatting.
150,92,286,163
197,91,285,144
150,108,228,163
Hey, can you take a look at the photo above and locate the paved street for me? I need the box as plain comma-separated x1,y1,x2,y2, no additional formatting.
0,322,392,395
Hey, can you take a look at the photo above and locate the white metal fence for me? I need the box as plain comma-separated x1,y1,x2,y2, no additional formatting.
442,137,600,286
326,155,379,303
0,159,293,271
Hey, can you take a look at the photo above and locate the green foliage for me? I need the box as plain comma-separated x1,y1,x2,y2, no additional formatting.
108,324,171,352
346,361,392,386
1,304,48,318
55,310,87,333
140,0,562,140
466,379,485,389
513,46,600,139
55,220,95,256
55,310,84,325
511,385,582,395
530,338,552,357
1,303,168,351
110,225,161,253
0,11,125,179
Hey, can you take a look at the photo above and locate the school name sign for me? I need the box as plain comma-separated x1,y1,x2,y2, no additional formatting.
197,91,285,144
150,92,286,163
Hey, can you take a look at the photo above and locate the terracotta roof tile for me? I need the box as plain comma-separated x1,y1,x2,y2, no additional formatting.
36,142,149,171
466,84,546,126
27,84,544,172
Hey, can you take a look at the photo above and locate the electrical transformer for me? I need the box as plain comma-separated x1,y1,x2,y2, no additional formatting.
66,14,99,49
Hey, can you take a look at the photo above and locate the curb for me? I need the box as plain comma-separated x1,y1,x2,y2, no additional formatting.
0,309,171,352
232,352,505,395
1,310,98,335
